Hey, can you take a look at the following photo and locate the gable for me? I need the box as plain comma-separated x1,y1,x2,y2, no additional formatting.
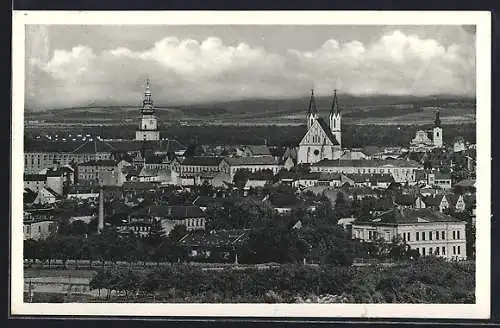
300,119,338,146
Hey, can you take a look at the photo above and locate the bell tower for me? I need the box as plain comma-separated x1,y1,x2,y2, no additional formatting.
433,110,443,148
329,89,341,148
135,78,160,141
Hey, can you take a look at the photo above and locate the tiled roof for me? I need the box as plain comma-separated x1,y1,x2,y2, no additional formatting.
394,194,417,206
312,159,421,168
181,156,224,166
72,140,117,154
455,178,476,188
79,160,118,167
316,117,340,146
354,208,464,225
223,156,279,166
122,181,159,190
244,145,271,156
318,173,342,181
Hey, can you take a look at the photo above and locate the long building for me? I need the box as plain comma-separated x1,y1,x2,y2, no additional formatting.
351,208,467,260
310,159,422,183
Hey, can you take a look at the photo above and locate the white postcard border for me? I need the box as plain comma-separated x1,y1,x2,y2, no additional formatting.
11,10,491,319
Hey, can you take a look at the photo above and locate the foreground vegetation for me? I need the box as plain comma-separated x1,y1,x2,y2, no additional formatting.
85,258,474,303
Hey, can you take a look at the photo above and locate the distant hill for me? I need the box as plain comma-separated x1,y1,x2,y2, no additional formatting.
25,94,475,126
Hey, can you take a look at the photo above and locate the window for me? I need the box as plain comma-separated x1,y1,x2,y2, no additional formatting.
38,226,41,233
407,232,411,241
429,232,433,240
453,246,456,255
436,231,440,240
457,246,461,255
435,247,440,255
442,231,445,239
452,231,456,239
422,231,426,241
416,232,419,241
442,247,446,255
422,248,426,256
416,247,420,254
457,231,460,239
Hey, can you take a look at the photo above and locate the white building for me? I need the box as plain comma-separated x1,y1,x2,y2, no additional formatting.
310,159,422,183
410,111,443,152
297,90,342,164
351,208,467,260
135,79,160,141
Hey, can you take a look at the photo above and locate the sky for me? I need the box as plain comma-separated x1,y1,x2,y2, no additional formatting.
25,25,476,109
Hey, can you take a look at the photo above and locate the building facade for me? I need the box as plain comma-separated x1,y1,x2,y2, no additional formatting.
310,159,422,183
351,208,467,260
297,90,342,164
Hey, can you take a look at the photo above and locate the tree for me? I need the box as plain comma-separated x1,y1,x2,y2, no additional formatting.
233,169,252,189
240,221,308,264
333,192,350,220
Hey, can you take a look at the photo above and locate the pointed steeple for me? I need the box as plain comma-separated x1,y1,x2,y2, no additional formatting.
307,89,318,115
331,89,340,116
141,78,154,115
434,110,441,127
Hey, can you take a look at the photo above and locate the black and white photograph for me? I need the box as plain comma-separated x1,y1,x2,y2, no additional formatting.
11,11,491,318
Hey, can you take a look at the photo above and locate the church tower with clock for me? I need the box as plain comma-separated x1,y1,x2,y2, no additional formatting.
135,79,160,141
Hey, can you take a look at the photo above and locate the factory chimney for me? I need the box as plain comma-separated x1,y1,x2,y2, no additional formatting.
98,186,104,234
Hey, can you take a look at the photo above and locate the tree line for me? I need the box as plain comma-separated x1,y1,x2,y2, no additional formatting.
88,257,474,303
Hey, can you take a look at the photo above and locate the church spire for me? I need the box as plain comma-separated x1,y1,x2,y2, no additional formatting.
331,89,340,116
307,89,318,115
434,110,441,127
141,78,154,115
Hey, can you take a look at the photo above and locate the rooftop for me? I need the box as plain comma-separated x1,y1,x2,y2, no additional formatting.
312,159,421,168
354,208,464,226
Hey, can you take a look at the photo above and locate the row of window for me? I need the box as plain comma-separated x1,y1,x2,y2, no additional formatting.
186,218,205,227
316,167,415,176
181,166,220,173
416,245,461,256
413,230,462,241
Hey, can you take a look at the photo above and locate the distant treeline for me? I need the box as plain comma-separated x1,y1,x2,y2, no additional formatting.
25,123,475,148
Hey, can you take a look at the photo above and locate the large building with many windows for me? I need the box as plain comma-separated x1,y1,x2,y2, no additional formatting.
351,208,467,260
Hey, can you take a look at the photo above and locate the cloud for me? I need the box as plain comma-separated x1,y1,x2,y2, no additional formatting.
26,30,475,109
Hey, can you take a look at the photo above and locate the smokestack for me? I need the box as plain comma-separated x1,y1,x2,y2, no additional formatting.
98,187,104,234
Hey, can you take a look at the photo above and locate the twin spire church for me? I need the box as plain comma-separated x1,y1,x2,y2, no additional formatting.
297,89,342,164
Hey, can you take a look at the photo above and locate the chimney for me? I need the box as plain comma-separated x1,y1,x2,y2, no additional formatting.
98,187,104,234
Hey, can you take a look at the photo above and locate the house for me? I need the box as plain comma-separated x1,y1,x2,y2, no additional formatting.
179,156,224,175
453,137,466,153
423,194,451,213
294,172,321,188
428,171,452,190
24,174,47,194
219,156,283,180
23,219,58,240
267,192,303,215
126,204,207,236
317,173,342,187
138,166,178,184
32,187,61,205
77,159,130,186
351,208,467,260
454,179,476,194
310,159,422,183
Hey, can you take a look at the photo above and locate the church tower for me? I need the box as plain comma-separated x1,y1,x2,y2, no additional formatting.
329,89,341,148
135,79,160,141
433,110,443,148
306,89,318,130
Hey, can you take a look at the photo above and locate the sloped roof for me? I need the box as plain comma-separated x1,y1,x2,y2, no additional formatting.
244,145,271,156
223,156,279,166
79,160,118,167
354,208,464,226
122,181,159,190
455,178,476,188
313,159,421,168
316,117,340,146
139,166,171,177
181,156,224,166
394,194,417,206
318,172,342,181
72,140,117,154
